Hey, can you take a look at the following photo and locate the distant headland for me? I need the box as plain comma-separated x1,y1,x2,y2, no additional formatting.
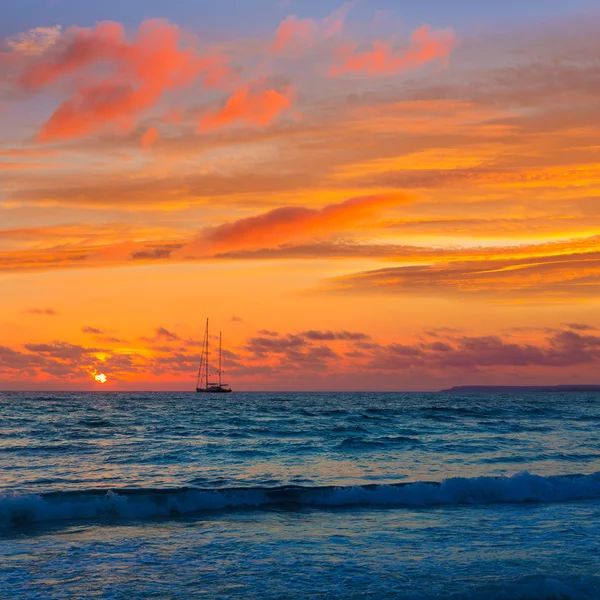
441,385,600,393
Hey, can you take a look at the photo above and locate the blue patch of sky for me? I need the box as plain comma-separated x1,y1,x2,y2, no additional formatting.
1,0,600,39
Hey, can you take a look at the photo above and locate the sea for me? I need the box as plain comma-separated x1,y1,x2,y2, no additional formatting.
1,391,599,599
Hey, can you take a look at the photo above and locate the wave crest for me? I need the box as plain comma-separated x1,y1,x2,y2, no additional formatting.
2,471,599,527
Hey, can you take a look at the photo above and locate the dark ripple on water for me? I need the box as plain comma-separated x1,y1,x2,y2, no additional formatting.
338,435,421,449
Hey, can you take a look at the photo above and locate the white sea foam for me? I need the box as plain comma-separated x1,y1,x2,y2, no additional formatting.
2,471,599,527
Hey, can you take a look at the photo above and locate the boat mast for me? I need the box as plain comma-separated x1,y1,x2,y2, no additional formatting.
196,320,206,389
205,318,209,388
196,351,202,390
219,331,222,387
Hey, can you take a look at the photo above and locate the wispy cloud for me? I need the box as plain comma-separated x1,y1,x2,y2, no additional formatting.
301,330,370,341
141,127,159,148
200,82,293,131
330,25,456,76
271,3,354,54
82,326,104,334
23,307,59,316
154,327,182,342
178,192,409,257
6,26,62,56
330,242,600,299
272,16,317,53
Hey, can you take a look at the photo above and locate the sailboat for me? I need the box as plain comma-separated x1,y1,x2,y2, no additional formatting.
196,319,232,393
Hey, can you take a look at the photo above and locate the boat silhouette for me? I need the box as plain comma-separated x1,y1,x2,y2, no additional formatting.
196,318,232,393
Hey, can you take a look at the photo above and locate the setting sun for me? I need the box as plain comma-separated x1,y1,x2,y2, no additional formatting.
94,373,108,384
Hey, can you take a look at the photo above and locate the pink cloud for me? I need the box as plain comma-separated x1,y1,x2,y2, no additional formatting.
141,126,159,148
271,2,354,54
18,19,232,142
322,2,356,37
272,16,317,53
330,24,456,76
199,83,293,131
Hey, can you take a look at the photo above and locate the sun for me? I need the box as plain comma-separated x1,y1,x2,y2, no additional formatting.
94,373,108,384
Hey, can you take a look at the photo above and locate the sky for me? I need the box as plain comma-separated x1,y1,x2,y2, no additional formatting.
1,0,600,391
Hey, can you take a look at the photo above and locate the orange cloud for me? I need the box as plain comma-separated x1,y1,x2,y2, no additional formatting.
141,126,159,148
19,19,232,142
331,248,600,299
0,162,56,170
330,25,456,76
179,192,408,256
199,83,293,131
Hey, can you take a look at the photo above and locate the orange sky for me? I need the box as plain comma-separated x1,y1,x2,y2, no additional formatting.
1,3,600,390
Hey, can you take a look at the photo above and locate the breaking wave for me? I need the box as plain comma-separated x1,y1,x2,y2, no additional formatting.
2,471,600,527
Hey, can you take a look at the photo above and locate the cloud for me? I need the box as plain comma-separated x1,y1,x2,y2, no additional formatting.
323,2,356,37
272,16,317,53
179,192,408,256
82,326,104,334
383,216,600,238
5,164,313,208
130,243,184,260
0,339,143,383
2,323,600,388
233,325,600,385
437,330,600,369
243,332,341,372
0,246,89,273
564,323,597,331
330,25,456,76
217,234,600,263
246,334,306,355
19,19,232,142
155,327,181,341
364,333,577,371
271,3,354,54
23,307,59,316
6,26,63,56
331,245,600,299
426,341,453,352
424,328,462,338
301,330,370,341
141,126,159,148
199,82,293,131
97,336,127,344
2,218,598,291
243,327,600,374
23,341,104,359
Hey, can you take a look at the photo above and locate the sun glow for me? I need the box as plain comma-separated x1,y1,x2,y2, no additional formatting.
94,373,108,384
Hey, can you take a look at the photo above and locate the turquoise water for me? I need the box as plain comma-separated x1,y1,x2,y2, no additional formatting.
1,392,599,598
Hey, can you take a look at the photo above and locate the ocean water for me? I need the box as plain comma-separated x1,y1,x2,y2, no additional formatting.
1,391,599,599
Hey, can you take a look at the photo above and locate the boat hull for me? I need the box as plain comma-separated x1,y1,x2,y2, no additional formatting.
196,387,232,393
